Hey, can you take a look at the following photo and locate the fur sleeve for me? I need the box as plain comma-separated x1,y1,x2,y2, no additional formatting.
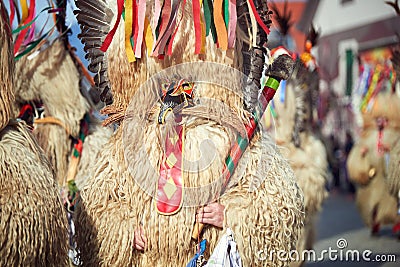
219,133,304,267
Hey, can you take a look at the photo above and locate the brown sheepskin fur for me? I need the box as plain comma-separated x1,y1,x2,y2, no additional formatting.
75,1,305,266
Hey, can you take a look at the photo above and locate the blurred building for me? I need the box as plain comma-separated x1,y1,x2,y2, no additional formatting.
297,0,400,142
310,0,399,93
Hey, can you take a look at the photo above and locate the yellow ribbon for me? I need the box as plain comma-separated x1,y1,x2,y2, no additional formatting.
125,0,136,62
200,0,206,54
20,0,29,23
144,17,154,56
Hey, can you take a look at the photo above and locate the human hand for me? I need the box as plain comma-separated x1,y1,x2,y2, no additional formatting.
133,226,147,251
196,202,225,228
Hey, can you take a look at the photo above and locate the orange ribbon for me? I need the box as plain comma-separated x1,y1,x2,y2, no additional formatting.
214,0,228,50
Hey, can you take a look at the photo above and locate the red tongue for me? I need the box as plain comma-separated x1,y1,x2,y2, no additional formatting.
376,117,388,130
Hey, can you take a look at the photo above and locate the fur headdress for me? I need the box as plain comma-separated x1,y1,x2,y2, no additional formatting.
74,0,288,123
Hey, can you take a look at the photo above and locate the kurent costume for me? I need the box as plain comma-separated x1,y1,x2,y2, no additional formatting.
347,48,400,235
387,48,400,233
384,0,400,234
11,0,113,188
14,39,89,185
13,37,113,192
266,5,328,265
4,1,113,264
74,0,304,266
347,0,400,236
0,0,69,265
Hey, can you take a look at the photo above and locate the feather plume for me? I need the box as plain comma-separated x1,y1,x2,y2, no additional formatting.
291,59,320,148
307,24,320,47
74,0,114,104
238,0,272,112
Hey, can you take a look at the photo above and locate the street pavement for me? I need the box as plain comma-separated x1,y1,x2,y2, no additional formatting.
305,188,400,267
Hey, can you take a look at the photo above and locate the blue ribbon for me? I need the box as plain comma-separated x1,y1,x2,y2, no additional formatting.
186,239,207,267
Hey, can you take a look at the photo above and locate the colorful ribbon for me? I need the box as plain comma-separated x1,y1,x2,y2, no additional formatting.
100,0,124,52
124,0,136,62
96,0,273,59
203,0,212,36
167,0,187,55
12,6,52,35
214,0,228,50
144,17,154,56
360,65,381,112
248,0,270,35
134,0,147,58
14,0,35,55
227,0,237,48
193,0,202,54
9,0,15,26
20,0,29,23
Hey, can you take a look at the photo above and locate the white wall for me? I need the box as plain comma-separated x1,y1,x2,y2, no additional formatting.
313,0,397,36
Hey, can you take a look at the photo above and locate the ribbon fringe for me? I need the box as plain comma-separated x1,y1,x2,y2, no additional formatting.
358,63,395,112
8,0,68,59
101,0,269,58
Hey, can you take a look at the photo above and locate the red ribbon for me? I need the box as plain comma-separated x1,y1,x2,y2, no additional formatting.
132,0,138,51
100,0,124,52
193,0,202,54
14,0,35,55
9,0,15,26
248,0,270,35
152,0,172,56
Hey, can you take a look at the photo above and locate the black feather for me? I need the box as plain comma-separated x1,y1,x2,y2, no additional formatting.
307,24,320,47
75,0,114,104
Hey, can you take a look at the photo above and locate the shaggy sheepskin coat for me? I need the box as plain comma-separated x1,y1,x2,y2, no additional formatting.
0,1,69,265
74,1,305,266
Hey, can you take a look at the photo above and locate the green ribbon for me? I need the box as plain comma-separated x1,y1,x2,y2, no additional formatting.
223,0,229,29
12,7,52,35
14,32,48,61
203,0,212,36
